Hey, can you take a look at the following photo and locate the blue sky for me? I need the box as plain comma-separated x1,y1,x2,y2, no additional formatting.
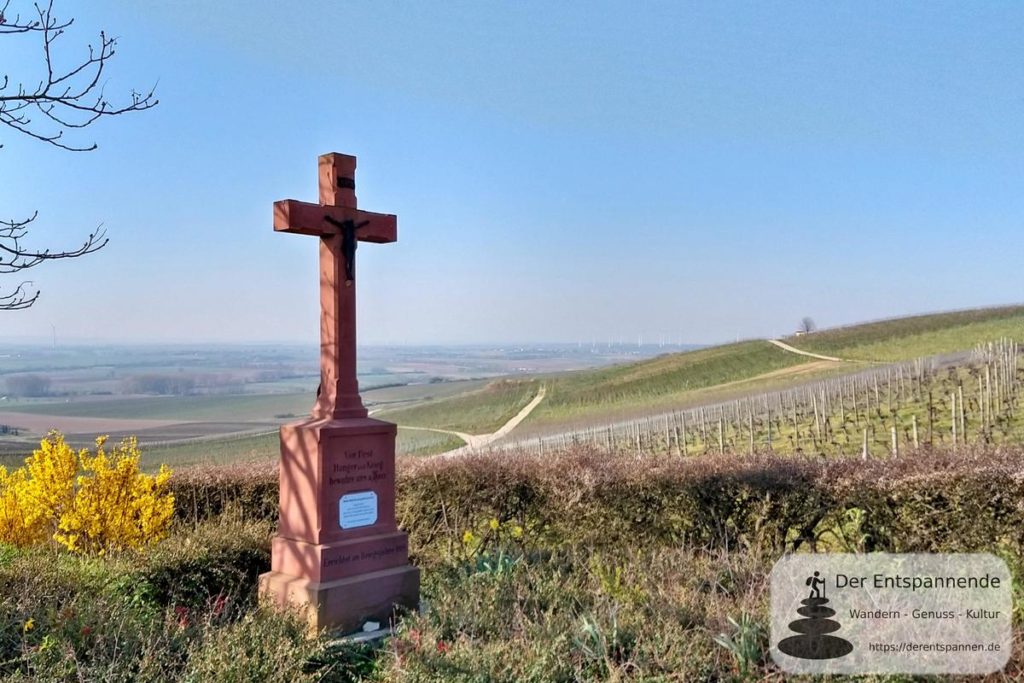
1,1,1022,345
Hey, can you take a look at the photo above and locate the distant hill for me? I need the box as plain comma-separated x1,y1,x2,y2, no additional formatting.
783,304,1024,362
531,340,808,423
383,340,819,434
382,304,1024,439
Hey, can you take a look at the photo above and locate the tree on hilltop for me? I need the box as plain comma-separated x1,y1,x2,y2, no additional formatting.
0,0,156,310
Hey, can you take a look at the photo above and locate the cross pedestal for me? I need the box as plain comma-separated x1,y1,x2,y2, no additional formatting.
258,153,419,633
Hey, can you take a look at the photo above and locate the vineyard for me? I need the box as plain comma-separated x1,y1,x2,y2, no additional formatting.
512,339,1022,458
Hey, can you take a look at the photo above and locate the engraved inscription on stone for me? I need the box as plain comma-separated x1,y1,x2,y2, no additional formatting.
339,490,378,529
327,446,389,488
321,539,408,570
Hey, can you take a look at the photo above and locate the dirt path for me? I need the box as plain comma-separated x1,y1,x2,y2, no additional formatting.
402,386,547,456
767,339,854,363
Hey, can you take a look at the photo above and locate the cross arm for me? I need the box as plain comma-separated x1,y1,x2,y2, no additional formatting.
273,200,397,243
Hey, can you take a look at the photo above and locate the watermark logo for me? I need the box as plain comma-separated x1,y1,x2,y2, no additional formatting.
771,554,1010,674
777,571,854,660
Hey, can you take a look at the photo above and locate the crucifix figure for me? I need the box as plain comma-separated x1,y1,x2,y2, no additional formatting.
274,153,397,420
324,217,370,283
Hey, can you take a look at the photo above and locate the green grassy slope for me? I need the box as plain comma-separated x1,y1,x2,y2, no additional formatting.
785,305,1024,361
380,342,830,434
531,340,811,423
379,379,540,434
380,306,1024,436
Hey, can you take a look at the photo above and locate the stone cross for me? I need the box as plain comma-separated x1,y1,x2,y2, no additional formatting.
261,153,418,634
273,153,396,419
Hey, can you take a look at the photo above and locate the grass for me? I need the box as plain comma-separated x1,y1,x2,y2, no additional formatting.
385,447,1024,680
0,513,333,682
784,304,1024,361
142,431,281,470
400,543,772,681
396,428,465,457
12,445,1015,681
528,340,811,425
377,342,817,437
379,342,828,436
380,379,540,434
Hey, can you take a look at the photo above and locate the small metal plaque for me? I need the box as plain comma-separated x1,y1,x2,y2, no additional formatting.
338,491,378,529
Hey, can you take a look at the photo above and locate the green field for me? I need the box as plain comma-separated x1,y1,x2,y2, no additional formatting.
1,392,312,422
141,431,280,470
380,379,541,434
364,378,491,411
0,431,283,472
396,428,466,456
784,304,1024,361
138,426,462,470
527,340,813,425
0,380,498,464
381,341,833,437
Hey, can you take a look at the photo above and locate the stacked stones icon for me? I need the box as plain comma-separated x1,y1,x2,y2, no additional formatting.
778,572,854,660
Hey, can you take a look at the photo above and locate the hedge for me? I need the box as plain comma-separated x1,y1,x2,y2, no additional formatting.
169,446,1024,558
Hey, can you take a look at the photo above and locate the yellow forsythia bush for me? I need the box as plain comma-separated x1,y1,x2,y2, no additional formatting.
0,431,174,553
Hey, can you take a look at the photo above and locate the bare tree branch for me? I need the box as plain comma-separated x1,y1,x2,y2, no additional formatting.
1,1,156,310
0,281,39,309
0,1,158,151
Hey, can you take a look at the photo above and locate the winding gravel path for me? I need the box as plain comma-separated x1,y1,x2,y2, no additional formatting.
402,386,547,456
767,338,849,363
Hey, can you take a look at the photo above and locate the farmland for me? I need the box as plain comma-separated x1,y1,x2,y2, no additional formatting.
1,392,313,421
0,342,652,462
3,305,1023,463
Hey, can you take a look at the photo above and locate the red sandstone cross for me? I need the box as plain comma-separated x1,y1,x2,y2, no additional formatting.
273,153,396,420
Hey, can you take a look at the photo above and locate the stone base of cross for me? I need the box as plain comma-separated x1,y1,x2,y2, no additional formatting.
258,153,419,633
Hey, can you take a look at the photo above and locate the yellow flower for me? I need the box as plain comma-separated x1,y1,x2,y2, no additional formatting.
511,525,524,539
488,518,499,531
462,530,475,544
23,618,34,632
0,431,174,554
